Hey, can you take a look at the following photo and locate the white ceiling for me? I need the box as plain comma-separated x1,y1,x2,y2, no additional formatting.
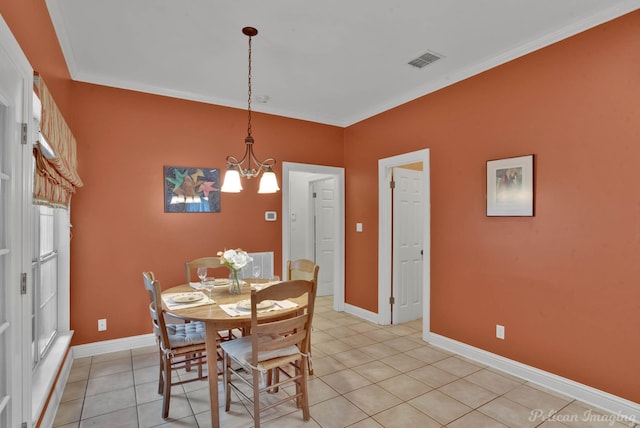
45,0,639,127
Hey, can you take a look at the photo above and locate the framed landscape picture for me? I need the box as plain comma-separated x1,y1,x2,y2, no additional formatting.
486,155,534,216
164,166,221,213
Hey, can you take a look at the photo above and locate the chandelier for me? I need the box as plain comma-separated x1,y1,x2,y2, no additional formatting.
220,27,279,194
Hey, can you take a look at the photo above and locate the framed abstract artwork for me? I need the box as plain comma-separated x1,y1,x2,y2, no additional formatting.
486,155,534,216
164,166,221,213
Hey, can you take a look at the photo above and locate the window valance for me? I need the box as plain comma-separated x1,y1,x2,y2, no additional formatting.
33,76,83,207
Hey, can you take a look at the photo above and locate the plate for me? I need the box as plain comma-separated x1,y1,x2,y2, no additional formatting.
170,293,204,304
214,279,231,286
236,299,275,310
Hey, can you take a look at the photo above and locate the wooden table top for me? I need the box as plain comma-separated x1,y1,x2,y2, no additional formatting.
162,281,302,329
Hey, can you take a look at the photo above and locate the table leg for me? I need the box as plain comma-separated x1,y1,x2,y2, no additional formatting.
205,322,220,428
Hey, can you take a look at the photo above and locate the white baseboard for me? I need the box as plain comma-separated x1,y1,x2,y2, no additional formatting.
427,332,639,424
72,333,156,358
344,303,378,324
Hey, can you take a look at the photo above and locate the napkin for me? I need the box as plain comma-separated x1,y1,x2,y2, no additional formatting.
162,292,215,310
248,280,281,290
220,299,298,317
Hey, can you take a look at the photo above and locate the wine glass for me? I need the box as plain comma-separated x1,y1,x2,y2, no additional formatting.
201,277,215,300
197,267,207,283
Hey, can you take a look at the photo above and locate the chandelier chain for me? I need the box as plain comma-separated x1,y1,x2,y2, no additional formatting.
247,34,252,137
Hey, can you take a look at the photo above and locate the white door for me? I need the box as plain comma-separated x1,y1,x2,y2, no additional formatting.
283,162,345,311
312,178,337,296
392,167,424,324
1,16,32,428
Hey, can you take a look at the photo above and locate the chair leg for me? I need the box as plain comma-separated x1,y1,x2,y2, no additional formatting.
157,350,164,395
224,353,231,411
300,358,310,420
252,368,261,428
185,353,192,372
162,356,172,419
197,352,203,378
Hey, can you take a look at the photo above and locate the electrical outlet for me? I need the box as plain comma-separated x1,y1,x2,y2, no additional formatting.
98,319,107,331
496,324,505,340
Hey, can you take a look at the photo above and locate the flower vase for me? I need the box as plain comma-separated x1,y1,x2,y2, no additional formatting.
229,270,243,295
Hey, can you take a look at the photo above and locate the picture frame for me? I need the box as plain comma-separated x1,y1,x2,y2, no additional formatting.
164,166,221,213
486,155,534,216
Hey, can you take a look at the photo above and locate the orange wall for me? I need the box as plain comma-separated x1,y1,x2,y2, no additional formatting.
0,0,73,115
2,1,639,404
68,83,343,345
344,11,640,402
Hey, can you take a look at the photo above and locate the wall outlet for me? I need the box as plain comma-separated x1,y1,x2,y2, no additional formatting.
496,324,505,340
98,319,107,331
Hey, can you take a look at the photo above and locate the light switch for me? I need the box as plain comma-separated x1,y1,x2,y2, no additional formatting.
356,223,363,232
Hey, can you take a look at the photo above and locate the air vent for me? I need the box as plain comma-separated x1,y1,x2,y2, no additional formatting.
408,51,443,69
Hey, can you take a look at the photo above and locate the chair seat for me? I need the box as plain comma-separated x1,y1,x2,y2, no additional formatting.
221,334,299,371
166,321,206,348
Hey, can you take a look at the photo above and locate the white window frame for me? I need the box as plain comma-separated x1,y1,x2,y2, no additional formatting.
30,94,73,426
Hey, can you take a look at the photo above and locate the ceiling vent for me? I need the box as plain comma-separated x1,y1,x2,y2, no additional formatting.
408,51,443,69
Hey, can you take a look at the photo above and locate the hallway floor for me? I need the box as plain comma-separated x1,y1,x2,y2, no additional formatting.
53,296,636,427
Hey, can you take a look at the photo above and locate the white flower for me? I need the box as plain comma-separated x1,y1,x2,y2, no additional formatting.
218,248,252,272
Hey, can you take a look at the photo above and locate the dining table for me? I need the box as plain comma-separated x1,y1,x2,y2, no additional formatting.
160,279,299,428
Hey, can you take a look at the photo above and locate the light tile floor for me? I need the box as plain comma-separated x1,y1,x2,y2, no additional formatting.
53,297,637,428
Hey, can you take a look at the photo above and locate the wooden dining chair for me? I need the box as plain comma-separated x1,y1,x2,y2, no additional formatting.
142,271,208,419
185,256,241,341
287,259,319,374
184,256,225,283
220,280,316,428
287,258,319,284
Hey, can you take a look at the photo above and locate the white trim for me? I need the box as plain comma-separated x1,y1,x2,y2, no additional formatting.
427,332,640,424
72,333,156,359
282,162,345,312
1,14,34,427
378,150,430,334
344,303,379,325
33,332,73,428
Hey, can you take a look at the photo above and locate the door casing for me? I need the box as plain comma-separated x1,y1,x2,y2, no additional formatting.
378,149,430,338
282,162,345,311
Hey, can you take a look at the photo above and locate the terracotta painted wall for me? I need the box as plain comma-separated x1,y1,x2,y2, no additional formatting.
344,11,640,403
3,0,639,405
0,0,73,116
1,2,343,346
68,83,343,345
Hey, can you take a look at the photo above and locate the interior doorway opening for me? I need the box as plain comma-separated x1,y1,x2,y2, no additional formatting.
282,162,345,311
378,150,431,339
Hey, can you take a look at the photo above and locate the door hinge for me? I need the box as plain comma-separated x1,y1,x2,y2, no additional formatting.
389,296,395,305
22,422,28,428
21,123,28,145
389,180,395,189
312,192,317,198
20,272,27,294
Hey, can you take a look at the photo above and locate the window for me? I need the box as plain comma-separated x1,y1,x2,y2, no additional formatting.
31,205,59,366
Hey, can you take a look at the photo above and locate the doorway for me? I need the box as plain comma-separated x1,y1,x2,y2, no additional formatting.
282,162,345,311
378,150,430,338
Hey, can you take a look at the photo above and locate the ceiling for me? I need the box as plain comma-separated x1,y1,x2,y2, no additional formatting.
45,0,638,127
